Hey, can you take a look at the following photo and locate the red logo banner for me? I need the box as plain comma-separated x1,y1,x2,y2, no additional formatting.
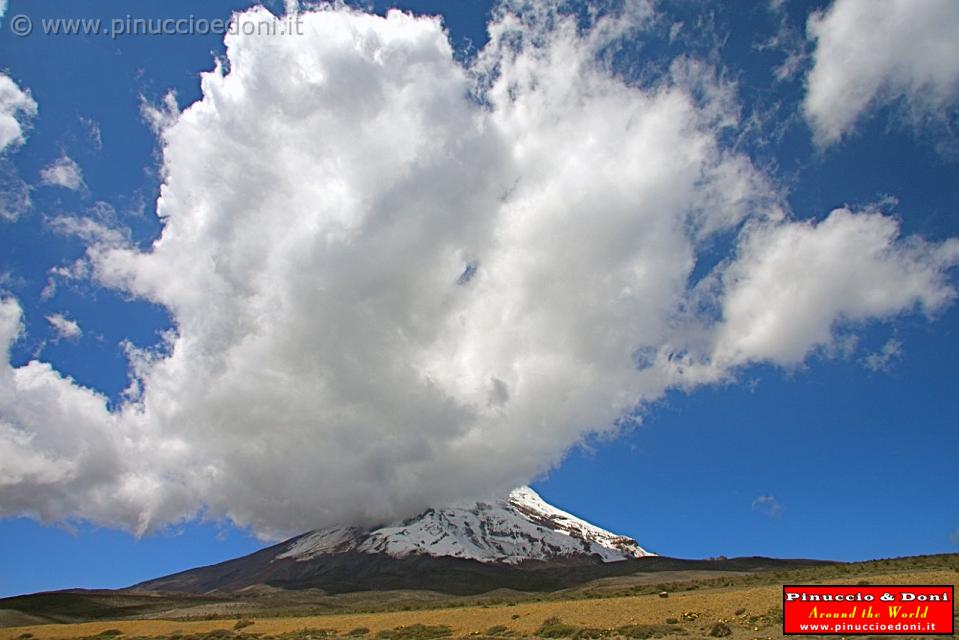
783,585,954,635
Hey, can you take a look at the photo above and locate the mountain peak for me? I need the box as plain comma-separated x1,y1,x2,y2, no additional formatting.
277,486,652,565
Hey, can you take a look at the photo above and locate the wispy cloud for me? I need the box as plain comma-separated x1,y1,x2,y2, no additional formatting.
80,117,103,151
40,155,85,191
46,313,82,340
0,160,31,222
864,338,903,373
752,495,784,518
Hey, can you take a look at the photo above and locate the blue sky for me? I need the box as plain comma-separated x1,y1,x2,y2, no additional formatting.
1,0,958,597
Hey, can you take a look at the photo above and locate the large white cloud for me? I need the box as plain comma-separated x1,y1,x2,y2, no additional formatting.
804,0,959,146
1,3,957,539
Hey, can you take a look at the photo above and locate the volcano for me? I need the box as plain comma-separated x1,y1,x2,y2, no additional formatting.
135,487,657,594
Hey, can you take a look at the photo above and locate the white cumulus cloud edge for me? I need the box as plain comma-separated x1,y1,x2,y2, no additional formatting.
0,2,958,540
804,0,959,146
0,73,36,222
0,73,36,155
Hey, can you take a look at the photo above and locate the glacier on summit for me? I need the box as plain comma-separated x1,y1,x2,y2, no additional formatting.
277,486,652,564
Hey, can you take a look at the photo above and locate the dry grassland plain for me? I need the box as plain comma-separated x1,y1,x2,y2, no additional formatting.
2,566,957,640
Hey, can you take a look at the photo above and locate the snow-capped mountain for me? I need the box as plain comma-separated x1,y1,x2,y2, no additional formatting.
277,486,652,564
135,487,653,593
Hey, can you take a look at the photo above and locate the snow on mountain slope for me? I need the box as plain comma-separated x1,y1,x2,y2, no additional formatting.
277,487,652,564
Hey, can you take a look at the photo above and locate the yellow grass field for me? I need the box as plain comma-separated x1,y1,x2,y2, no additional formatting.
2,569,955,640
